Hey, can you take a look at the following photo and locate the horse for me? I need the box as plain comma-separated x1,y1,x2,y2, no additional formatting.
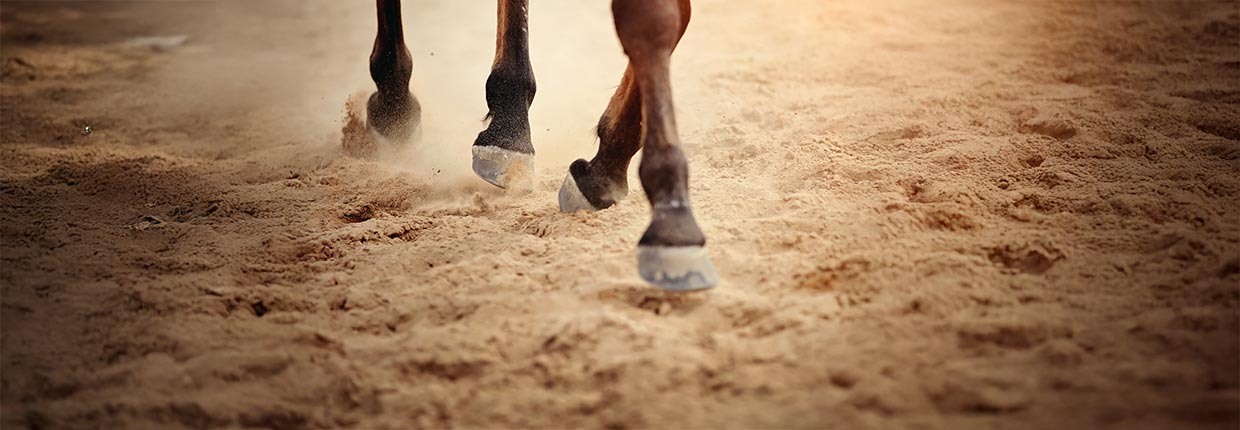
363,0,717,291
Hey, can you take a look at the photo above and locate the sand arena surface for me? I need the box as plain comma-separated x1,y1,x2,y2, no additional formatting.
2,0,1238,428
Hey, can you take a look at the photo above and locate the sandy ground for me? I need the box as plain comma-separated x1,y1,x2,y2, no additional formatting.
2,0,1239,428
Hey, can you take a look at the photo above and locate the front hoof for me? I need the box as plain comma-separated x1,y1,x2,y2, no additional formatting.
472,145,534,190
558,172,600,213
366,91,421,144
558,159,626,212
637,245,719,291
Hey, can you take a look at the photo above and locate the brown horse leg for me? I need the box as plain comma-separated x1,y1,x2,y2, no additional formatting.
473,0,537,190
557,66,641,211
558,0,690,212
612,0,716,290
366,0,421,143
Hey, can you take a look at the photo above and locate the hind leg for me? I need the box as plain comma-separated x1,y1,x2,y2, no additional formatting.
558,1,690,212
612,0,716,290
472,0,537,190
366,0,421,144
557,66,640,211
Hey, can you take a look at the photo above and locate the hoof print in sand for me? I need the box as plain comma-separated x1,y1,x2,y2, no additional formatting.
986,242,1065,275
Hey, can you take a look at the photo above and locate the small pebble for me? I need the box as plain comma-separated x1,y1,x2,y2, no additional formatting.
657,301,672,315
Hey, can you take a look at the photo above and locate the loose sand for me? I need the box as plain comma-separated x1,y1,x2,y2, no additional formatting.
2,0,1238,429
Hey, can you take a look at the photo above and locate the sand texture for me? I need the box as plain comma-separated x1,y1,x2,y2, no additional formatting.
2,0,1238,429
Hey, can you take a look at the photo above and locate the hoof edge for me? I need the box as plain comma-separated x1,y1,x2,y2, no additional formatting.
472,145,534,190
637,245,718,292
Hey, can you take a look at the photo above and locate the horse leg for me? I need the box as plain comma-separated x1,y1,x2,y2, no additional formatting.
558,1,690,212
366,0,421,143
472,0,537,190
611,0,716,290
556,66,640,211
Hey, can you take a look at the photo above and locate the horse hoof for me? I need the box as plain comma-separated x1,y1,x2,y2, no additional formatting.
366,91,421,144
558,172,599,213
637,245,719,291
368,125,411,148
472,145,534,190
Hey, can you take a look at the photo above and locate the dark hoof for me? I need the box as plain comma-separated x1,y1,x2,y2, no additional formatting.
472,110,534,190
637,245,719,291
472,145,534,190
557,159,627,213
558,171,598,212
366,91,421,144
368,123,420,147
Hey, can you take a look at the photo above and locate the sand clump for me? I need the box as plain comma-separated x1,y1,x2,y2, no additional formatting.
340,92,380,159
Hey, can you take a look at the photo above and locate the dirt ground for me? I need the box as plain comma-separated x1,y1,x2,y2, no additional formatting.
2,0,1238,429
